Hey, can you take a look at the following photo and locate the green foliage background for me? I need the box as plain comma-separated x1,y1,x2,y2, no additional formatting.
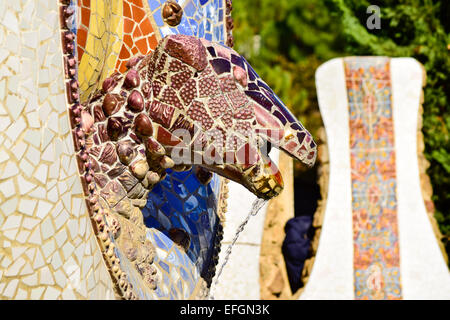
232,0,450,257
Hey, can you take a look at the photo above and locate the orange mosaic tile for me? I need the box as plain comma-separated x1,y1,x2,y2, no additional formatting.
132,2,146,22
345,58,402,300
115,0,158,73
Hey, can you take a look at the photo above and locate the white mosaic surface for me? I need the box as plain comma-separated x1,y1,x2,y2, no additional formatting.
0,0,115,300
300,58,354,299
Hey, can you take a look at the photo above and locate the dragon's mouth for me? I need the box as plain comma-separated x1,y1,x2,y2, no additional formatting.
188,139,283,200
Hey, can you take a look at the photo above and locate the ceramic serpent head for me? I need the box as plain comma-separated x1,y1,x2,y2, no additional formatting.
79,34,316,298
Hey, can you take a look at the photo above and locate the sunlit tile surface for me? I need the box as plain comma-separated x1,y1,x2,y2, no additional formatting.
148,0,225,41
0,0,228,300
143,169,221,294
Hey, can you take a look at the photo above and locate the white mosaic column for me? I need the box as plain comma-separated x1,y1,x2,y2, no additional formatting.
212,148,280,299
0,0,115,299
300,58,354,299
300,57,450,300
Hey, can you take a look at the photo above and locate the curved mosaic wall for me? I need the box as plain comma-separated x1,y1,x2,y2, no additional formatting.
64,0,232,299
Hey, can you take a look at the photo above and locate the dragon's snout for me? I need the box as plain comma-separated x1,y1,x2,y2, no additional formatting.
110,34,317,200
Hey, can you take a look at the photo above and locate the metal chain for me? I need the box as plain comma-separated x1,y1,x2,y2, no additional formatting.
209,198,267,300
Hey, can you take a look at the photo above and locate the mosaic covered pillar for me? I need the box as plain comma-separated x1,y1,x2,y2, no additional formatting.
300,57,450,300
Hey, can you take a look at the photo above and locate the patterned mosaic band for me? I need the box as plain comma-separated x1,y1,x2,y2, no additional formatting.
344,57,402,300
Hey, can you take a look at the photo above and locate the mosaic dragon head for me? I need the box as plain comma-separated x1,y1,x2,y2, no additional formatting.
83,34,316,202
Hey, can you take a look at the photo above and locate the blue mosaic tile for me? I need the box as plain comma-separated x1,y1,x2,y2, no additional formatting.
185,2,196,16
197,185,208,198
160,200,173,214
180,267,190,281
187,279,194,293
184,194,199,212
159,260,170,273
165,191,184,213
207,229,214,243
189,207,200,222
170,215,183,229
144,200,155,217
177,279,183,295
166,250,178,266
214,25,222,41
160,232,175,250
198,22,205,38
186,217,198,235
192,240,200,256
160,27,175,38
179,215,191,234
199,234,207,248
175,247,184,263
163,273,170,286
172,180,189,198
145,216,161,229
207,206,215,218
170,286,178,299
177,17,193,35
154,232,169,251
189,18,199,35
148,0,161,11
162,174,173,189
206,18,212,31
194,11,202,21
200,213,210,229
185,174,200,193
158,210,172,229
149,183,165,204
182,253,191,269
155,286,164,298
